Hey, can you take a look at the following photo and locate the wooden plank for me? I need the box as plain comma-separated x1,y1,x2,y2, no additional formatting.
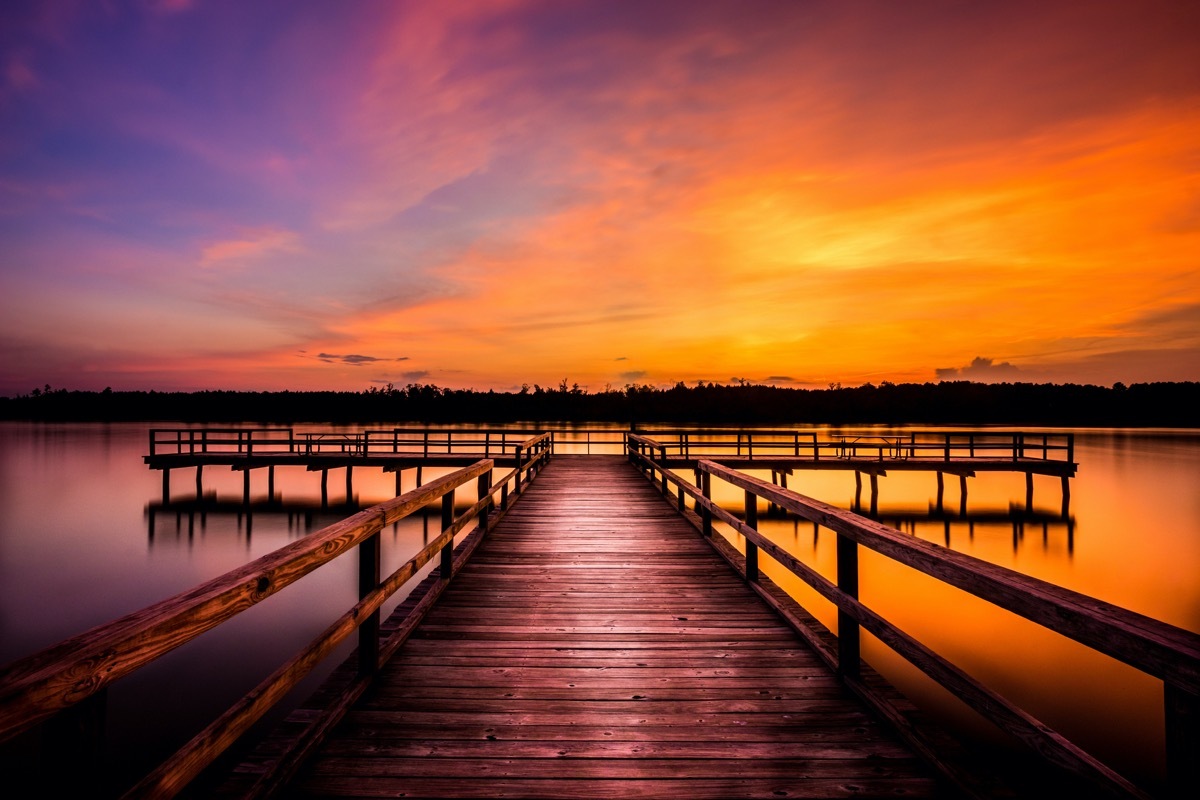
245,456,942,799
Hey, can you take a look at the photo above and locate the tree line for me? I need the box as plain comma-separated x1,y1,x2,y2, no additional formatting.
1,380,1197,426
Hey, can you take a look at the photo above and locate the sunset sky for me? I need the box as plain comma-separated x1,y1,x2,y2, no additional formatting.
1,0,1198,395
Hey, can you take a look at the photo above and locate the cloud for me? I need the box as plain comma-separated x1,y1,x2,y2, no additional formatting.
618,370,647,381
316,353,409,366
936,356,1023,382
401,369,430,381
199,228,301,268
615,356,628,361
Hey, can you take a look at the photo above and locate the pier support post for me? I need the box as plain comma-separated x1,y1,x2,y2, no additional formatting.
1061,476,1071,518
243,468,251,505
935,472,944,513
853,471,863,512
440,492,455,579
477,469,492,535
416,465,423,487
1026,473,1035,511
320,469,328,508
267,466,275,502
869,473,879,515
744,489,759,583
162,469,171,504
358,532,380,676
395,468,402,496
345,466,353,501
195,465,203,496
836,533,860,677
959,475,968,515
1166,684,1200,796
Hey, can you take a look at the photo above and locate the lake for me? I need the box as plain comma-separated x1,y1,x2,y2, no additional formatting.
1,421,1197,794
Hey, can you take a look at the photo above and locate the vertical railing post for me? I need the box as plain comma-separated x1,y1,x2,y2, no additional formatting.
515,446,525,489
659,446,668,495
477,468,492,535
440,492,455,579
1165,683,1200,795
700,470,713,538
358,531,381,676
944,433,951,461
836,532,860,677
744,489,759,583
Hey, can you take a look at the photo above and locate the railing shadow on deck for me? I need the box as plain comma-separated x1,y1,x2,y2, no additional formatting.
0,434,554,799
628,434,1199,800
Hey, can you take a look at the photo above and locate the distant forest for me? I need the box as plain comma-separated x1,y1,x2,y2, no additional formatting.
1,380,1197,426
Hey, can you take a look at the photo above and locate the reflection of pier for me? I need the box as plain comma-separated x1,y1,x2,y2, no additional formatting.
6,438,1197,800
145,496,442,545
769,504,1077,555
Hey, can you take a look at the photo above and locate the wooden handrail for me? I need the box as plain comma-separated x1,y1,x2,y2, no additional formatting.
0,444,555,799
630,429,1074,462
697,460,1199,695
626,442,1198,798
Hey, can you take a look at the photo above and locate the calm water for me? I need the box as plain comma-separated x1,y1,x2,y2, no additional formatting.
1,422,1197,792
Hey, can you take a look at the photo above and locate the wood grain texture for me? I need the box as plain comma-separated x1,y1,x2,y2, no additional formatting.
243,456,944,799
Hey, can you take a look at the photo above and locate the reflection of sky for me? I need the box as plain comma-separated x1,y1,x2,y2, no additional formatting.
2,1,1198,393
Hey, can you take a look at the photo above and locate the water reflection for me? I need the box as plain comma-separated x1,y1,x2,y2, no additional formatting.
145,495,438,547
1,423,1197,796
766,505,1076,555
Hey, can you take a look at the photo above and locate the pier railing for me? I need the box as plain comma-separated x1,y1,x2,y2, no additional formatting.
148,427,556,459
628,435,1197,799
0,434,553,799
632,428,1074,462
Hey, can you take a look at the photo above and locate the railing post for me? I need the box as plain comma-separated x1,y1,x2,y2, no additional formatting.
659,446,668,495
836,532,860,677
700,470,713,538
515,446,525,489
944,433,951,461
358,531,380,676
744,489,759,583
1165,683,1200,795
477,469,492,535
440,492,455,579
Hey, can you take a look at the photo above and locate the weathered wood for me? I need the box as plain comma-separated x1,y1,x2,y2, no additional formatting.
697,460,1200,697
255,456,940,800
627,446,1197,798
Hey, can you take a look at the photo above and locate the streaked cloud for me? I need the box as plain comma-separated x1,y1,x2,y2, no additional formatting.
1,1,1197,393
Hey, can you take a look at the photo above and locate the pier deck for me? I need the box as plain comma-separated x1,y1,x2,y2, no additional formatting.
234,456,945,798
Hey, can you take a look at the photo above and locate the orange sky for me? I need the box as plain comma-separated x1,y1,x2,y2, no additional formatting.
1,1,1198,394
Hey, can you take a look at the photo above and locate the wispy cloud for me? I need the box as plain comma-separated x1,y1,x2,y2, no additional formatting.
315,353,409,366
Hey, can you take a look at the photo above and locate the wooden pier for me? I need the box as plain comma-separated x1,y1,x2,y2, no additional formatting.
230,456,942,798
2,428,1196,799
